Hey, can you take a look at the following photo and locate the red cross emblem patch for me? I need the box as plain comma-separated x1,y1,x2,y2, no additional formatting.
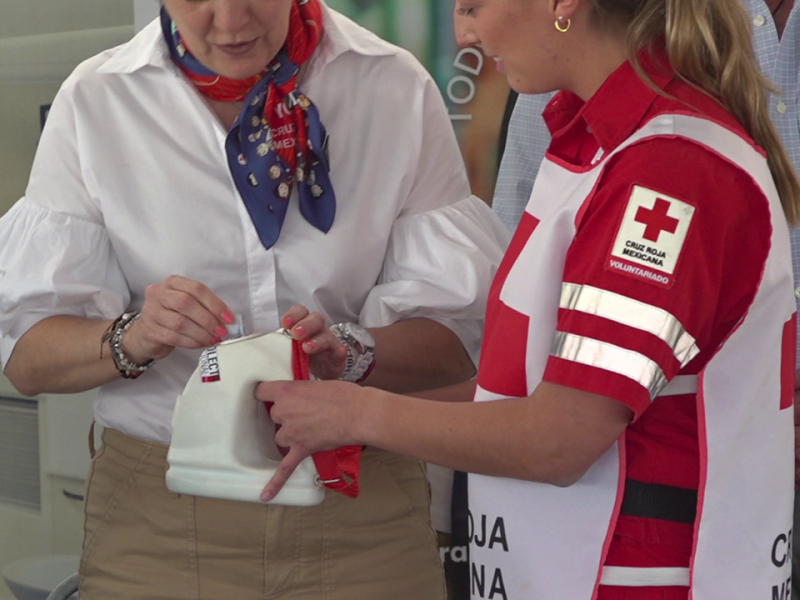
606,186,695,288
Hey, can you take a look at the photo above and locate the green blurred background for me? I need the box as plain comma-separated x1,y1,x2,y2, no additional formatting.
326,0,453,87
326,0,509,202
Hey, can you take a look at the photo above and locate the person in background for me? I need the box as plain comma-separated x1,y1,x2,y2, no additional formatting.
491,90,551,231
493,1,800,597
257,0,800,597
0,1,509,598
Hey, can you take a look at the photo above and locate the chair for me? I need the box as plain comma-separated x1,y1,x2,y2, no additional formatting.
44,573,79,600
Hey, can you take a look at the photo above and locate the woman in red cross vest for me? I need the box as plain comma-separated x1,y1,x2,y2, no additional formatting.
259,0,800,598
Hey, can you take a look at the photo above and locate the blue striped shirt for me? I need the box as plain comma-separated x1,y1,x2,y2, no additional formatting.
492,1,800,365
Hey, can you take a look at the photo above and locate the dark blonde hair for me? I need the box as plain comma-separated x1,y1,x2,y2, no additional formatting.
589,0,800,225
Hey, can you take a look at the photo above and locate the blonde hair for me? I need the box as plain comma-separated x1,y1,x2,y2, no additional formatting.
590,0,800,225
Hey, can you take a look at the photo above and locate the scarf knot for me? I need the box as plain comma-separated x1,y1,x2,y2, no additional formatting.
162,0,335,249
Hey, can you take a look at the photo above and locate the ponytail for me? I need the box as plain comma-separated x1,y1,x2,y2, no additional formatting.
593,0,800,225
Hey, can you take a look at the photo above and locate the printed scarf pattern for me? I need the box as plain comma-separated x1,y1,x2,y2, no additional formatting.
161,0,335,249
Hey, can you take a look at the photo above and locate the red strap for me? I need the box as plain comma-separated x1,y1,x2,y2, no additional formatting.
290,339,361,498
291,336,311,381
310,445,362,498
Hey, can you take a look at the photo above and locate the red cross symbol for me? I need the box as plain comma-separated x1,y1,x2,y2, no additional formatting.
635,198,679,242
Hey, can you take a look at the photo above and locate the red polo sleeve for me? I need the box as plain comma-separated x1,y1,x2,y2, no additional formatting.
541,136,772,418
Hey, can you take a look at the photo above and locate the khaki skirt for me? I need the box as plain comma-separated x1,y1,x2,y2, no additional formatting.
79,428,446,600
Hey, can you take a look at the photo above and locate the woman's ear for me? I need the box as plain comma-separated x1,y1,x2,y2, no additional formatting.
552,0,581,20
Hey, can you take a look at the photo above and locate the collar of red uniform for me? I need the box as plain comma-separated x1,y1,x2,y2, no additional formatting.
543,44,677,155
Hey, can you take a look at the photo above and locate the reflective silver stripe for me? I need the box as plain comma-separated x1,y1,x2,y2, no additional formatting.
551,332,667,398
658,375,698,397
600,566,690,587
560,283,699,367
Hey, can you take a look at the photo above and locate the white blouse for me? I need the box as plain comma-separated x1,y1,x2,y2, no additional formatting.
0,6,509,444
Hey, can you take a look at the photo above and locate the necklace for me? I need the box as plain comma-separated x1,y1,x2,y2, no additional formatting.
772,0,787,16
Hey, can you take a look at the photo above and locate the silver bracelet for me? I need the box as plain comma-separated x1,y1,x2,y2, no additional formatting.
102,312,154,380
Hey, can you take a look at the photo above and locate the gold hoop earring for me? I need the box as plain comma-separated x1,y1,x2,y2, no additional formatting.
555,16,571,33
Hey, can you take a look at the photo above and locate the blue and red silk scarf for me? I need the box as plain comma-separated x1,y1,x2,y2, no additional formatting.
161,0,335,250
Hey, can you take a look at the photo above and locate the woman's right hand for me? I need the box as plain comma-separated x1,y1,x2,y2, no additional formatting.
122,275,235,363
280,305,348,380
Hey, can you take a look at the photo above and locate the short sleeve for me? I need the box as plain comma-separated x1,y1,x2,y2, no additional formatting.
541,138,772,417
359,195,510,364
355,59,511,363
0,200,129,364
0,72,129,365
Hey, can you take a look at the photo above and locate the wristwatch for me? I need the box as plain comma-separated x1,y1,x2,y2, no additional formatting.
329,322,376,383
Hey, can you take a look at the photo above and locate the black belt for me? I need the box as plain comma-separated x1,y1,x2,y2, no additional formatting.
619,479,698,524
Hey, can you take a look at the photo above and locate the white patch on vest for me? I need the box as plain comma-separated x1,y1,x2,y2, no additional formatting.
606,186,695,288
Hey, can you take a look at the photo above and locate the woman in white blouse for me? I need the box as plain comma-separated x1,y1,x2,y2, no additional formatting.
0,1,507,598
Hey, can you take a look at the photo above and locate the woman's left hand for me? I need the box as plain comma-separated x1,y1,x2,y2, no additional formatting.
255,379,365,500
281,305,348,380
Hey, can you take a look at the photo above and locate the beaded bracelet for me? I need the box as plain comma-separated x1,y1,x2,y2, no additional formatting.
101,312,154,379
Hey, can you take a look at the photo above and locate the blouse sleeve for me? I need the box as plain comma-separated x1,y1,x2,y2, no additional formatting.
0,71,129,365
357,62,511,363
359,195,510,364
0,200,129,365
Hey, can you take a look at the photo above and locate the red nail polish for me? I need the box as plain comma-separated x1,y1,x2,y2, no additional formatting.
221,311,235,324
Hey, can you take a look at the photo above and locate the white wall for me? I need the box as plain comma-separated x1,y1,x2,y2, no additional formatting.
0,378,96,600
0,0,132,38
0,4,133,598
134,0,160,32
0,1,134,217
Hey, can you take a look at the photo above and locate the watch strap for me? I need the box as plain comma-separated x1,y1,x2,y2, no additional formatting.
329,322,375,383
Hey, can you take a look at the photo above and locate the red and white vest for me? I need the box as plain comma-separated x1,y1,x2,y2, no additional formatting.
469,114,796,599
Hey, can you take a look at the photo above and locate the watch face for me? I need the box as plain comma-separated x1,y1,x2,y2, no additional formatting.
344,323,375,348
